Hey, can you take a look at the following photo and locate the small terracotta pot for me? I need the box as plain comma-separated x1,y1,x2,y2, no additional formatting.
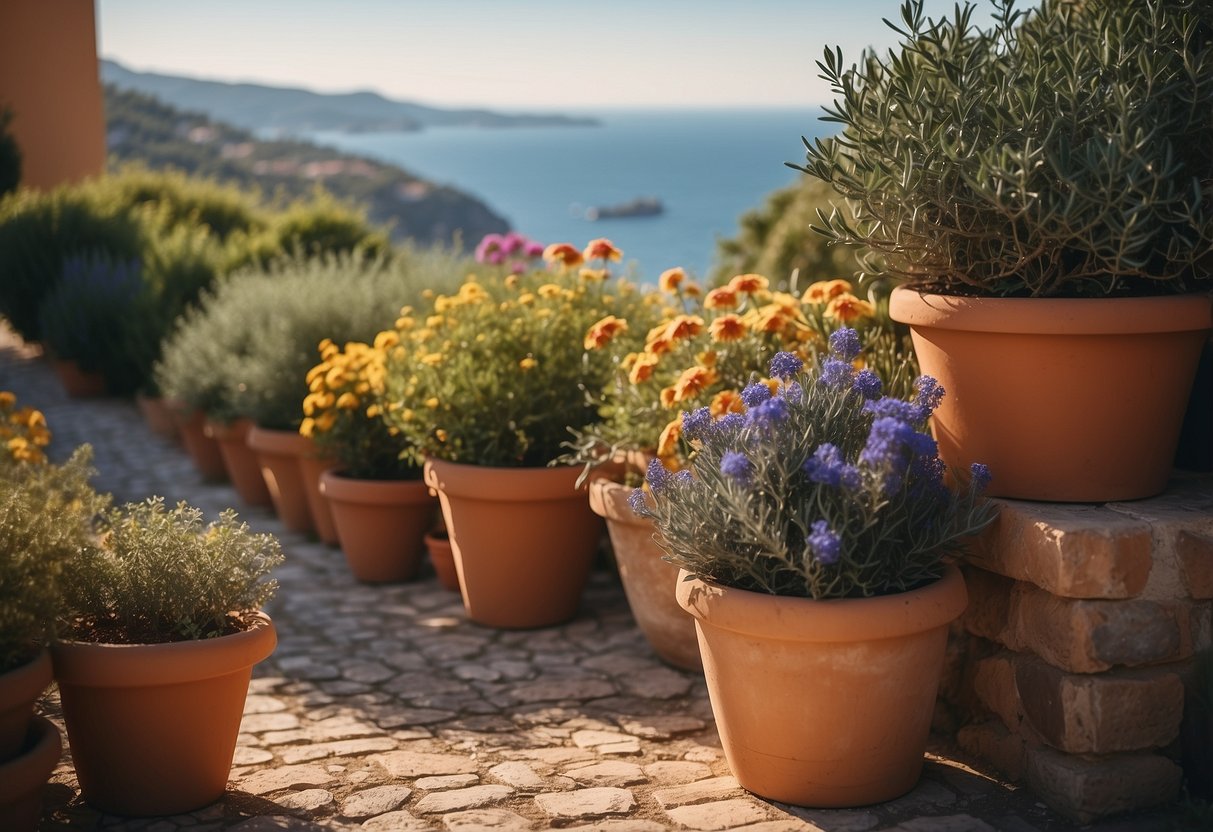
135,393,179,440
320,470,436,583
425,530,461,592
589,479,701,671
0,650,52,762
297,452,340,546
52,359,106,398
170,407,228,482
677,565,967,807
247,426,314,533
51,613,276,816
205,418,272,507
423,458,602,629
890,287,1213,501
0,716,62,832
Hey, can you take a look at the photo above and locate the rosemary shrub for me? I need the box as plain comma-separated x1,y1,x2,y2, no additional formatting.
633,329,996,599
797,0,1213,297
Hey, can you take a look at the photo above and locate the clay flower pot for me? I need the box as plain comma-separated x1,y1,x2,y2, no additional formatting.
247,426,315,533
51,613,277,816
0,650,52,762
134,393,179,440
589,479,701,671
170,406,228,482
298,451,340,546
423,458,602,629
425,530,461,592
676,565,968,807
51,359,106,398
320,470,436,583
890,287,1213,501
205,418,272,508
0,716,61,832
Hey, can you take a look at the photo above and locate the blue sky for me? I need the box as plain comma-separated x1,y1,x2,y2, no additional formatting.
98,0,978,110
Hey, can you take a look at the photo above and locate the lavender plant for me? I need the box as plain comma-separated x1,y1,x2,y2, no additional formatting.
633,328,996,598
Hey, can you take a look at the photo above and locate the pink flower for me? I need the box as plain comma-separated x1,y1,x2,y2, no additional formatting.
475,233,505,264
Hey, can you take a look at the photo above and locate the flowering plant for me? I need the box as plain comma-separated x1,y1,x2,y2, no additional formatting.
474,231,545,273
382,238,652,467
300,333,419,480
0,391,51,467
632,328,996,599
576,270,915,472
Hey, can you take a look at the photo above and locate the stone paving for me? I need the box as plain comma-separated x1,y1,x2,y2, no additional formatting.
0,330,1193,832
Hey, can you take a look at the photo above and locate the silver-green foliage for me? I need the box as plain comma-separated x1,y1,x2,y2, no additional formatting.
61,498,283,643
796,0,1213,297
0,447,107,670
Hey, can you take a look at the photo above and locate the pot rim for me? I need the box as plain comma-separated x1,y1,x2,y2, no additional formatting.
588,477,651,527
51,611,276,688
0,649,52,712
675,564,967,643
889,285,1213,335
0,716,61,800
246,425,312,455
423,457,588,502
203,417,254,441
320,468,435,506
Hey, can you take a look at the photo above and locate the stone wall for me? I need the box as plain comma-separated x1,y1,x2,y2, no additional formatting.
946,474,1213,824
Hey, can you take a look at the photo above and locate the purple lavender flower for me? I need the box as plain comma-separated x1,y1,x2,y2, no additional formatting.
673,469,693,485
745,396,789,429
829,327,861,360
785,381,804,403
768,351,804,380
863,396,928,424
852,369,883,400
907,431,938,458
970,462,992,492
860,416,917,468
681,407,713,441
914,376,946,413
711,412,745,436
720,450,752,484
645,457,673,494
627,487,648,514
807,520,842,565
819,358,853,389
804,443,860,489
740,381,772,408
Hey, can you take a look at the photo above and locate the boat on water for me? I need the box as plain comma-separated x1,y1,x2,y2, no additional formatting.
585,197,663,220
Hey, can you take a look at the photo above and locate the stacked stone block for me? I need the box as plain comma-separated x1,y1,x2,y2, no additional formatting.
950,475,1213,824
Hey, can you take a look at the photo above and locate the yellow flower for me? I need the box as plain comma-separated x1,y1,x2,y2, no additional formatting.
672,366,718,402
336,392,360,410
0,392,14,409
425,397,440,409
709,314,746,342
805,279,853,305
319,338,339,360
299,417,316,438
661,314,705,343
659,386,678,408
696,350,717,368
314,411,337,433
710,389,744,416
543,242,585,270
584,315,628,350
628,353,660,384
518,292,536,305
504,274,520,289
435,429,448,442
703,287,738,309
683,282,701,297
421,353,444,367
658,267,686,293
365,404,383,418
582,238,623,262
395,316,415,331
657,418,682,459
538,283,563,299
825,293,876,323
519,357,538,370
579,268,608,282
728,273,769,294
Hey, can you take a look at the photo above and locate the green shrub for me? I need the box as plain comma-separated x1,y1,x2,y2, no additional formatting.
229,190,390,269
60,498,281,644
0,106,20,198
96,164,267,241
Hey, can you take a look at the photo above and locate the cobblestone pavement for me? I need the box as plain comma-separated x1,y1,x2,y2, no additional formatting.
0,332,1191,832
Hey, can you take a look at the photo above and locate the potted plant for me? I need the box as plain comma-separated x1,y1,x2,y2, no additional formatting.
304,334,437,582
383,237,636,628
53,497,282,816
577,269,914,670
634,329,996,806
796,0,1213,501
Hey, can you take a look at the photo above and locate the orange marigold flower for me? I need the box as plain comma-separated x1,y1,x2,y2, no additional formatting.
696,350,717,368
662,314,705,342
519,357,538,370
751,305,793,334
646,336,673,356
543,243,584,269
704,286,738,309
629,353,660,384
805,279,853,305
584,315,629,350
657,419,682,459
683,282,701,297
728,273,769,294
658,267,686,293
672,366,718,402
659,386,678,408
710,389,744,416
583,238,622,262
709,314,746,342
825,293,876,323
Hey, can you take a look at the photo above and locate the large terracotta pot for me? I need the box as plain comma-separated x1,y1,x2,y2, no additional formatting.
890,288,1213,501
425,530,461,592
0,650,52,762
423,458,602,629
51,612,276,816
0,716,61,832
320,470,436,583
589,479,701,671
247,426,314,533
135,393,179,440
677,565,967,807
52,359,106,398
170,407,228,482
298,451,340,546
205,418,272,508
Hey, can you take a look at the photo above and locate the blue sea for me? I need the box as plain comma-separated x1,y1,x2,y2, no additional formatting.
306,108,832,281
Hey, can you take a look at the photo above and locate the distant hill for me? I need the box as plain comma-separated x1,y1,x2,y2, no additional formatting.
104,85,510,246
101,59,599,134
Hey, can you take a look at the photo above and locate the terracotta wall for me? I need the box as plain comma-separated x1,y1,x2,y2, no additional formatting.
0,0,106,190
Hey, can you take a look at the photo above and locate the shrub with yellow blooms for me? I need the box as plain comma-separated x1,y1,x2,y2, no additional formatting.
382,238,655,468
0,391,51,467
300,332,419,479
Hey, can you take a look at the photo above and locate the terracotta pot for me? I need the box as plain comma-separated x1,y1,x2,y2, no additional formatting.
677,565,967,807
589,479,701,671
170,407,228,482
423,458,602,629
52,359,106,398
0,650,52,762
425,530,461,592
134,393,179,440
246,426,314,533
205,418,272,508
51,612,276,816
0,716,61,832
320,470,436,583
890,288,1213,501
297,451,340,546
